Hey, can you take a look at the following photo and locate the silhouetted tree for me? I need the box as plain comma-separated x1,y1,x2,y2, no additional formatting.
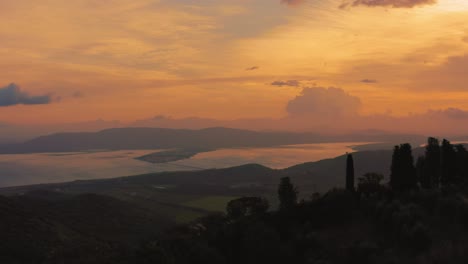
455,144,468,184
390,145,401,190
441,139,457,187
346,153,355,192
390,143,416,192
423,137,441,189
358,172,384,198
278,177,297,211
416,156,428,188
226,197,269,219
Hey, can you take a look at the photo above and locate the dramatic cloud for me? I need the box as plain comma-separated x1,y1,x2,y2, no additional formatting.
286,87,362,117
0,83,52,107
281,0,306,6
271,80,300,87
342,0,436,8
245,66,259,71
360,79,378,84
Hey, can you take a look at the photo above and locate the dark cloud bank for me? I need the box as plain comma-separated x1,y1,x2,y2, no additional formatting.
245,66,259,71
342,0,436,8
271,80,300,87
360,79,378,84
281,0,436,8
281,0,306,6
0,83,52,107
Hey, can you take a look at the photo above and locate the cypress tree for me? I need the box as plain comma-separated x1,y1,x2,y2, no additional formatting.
417,156,429,188
390,145,401,191
399,143,417,191
278,177,297,211
441,139,457,187
346,153,355,192
391,144,416,192
455,144,468,184
424,137,441,189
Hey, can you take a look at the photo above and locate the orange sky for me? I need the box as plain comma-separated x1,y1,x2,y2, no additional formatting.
1,0,468,134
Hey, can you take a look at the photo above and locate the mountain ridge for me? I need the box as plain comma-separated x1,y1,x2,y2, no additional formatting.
0,126,425,154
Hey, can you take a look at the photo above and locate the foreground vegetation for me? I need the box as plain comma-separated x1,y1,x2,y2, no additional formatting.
2,137,468,263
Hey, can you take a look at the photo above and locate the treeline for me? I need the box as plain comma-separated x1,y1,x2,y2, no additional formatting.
390,138,468,192
128,173,468,264
127,137,468,264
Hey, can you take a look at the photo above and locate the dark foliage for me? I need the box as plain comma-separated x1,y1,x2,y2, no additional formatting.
423,137,441,189
278,177,298,211
390,143,417,192
346,154,355,192
226,197,269,219
4,137,468,263
358,172,384,198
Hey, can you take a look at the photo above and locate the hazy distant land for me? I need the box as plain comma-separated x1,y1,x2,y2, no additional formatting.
135,148,212,163
0,127,425,154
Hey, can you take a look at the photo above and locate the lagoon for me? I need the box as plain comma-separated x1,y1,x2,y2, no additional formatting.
0,142,374,187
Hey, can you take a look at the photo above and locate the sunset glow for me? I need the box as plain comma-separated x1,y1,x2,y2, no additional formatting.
1,0,467,135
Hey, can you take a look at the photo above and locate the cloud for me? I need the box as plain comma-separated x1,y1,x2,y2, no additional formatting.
0,83,52,107
286,87,362,117
72,91,85,98
426,108,468,119
415,55,468,91
342,0,436,8
463,36,468,43
281,0,306,6
271,80,300,87
245,66,259,71
360,79,378,83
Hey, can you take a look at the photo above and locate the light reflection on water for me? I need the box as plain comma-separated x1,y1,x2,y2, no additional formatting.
0,142,368,187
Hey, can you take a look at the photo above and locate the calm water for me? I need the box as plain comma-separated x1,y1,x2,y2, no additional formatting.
0,142,369,187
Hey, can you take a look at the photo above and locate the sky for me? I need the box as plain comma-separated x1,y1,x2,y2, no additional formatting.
1,0,468,136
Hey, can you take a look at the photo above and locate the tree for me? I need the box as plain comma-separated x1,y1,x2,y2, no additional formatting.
416,156,428,188
226,197,269,219
278,177,297,211
390,143,417,192
390,145,401,191
455,144,468,184
423,137,441,189
441,139,457,187
346,153,355,192
357,172,384,197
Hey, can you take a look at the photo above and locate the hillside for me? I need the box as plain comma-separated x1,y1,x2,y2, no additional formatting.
0,191,172,263
0,149,397,224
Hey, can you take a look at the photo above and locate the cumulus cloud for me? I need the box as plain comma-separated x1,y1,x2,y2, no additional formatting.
281,0,306,6
286,87,362,117
0,83,52,107
360,79,378,84
271,80,300,87
342,0,436,8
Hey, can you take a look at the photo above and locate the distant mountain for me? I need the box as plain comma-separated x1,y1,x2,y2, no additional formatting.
0,126,425,154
